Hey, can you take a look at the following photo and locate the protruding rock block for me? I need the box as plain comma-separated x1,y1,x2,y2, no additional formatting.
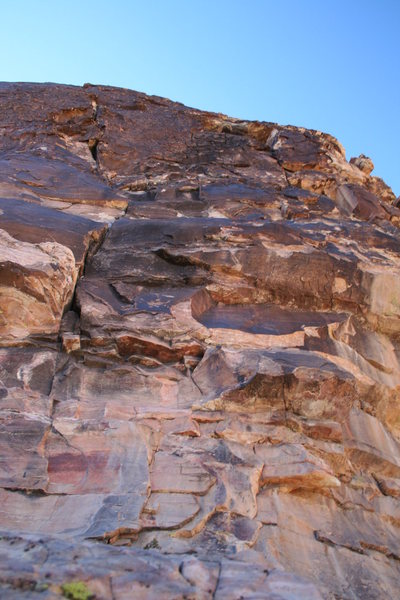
0,229,76,343
343,409,400,477
256,443,340,492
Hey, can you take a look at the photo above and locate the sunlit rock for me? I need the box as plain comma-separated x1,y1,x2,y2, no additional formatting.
0,82,399,598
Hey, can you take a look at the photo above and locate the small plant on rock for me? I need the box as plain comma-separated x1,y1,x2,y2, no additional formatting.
144,537,161,550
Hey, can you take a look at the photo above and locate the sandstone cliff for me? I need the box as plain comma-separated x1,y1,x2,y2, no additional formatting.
1,82,400,599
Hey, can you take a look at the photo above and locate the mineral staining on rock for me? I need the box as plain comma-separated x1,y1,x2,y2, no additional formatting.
0,82,399,599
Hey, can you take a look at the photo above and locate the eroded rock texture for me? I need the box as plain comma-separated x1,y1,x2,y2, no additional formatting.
0,82,400,599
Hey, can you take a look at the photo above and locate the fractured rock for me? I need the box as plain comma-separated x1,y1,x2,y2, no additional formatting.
0,82,399,599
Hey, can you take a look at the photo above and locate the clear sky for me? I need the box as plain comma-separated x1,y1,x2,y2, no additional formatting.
1,0,399,195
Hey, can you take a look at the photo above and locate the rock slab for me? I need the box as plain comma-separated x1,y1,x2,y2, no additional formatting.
0,82,400,599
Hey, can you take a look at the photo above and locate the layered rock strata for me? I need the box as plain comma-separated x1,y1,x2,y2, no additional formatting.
0,82,400,599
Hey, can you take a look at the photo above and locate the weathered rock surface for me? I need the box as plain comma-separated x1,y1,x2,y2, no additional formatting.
0,82,399,599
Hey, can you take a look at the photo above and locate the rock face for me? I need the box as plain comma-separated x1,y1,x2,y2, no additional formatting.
0,82,400,599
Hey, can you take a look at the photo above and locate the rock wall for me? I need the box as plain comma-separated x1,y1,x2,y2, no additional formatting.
1,82,400,599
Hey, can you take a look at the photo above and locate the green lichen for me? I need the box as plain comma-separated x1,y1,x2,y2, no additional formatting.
61,581,92,600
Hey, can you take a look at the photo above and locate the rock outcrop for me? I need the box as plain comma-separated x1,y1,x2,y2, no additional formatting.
0,82,399,599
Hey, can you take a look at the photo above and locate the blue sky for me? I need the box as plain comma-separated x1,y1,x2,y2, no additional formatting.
1,0,399,195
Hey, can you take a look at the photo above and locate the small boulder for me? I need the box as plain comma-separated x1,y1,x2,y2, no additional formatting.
350,154,374,175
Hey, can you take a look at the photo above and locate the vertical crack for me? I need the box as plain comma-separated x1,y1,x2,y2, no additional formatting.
212,562,222,599
87,94,100,169
88,138,99,162
282,376,288,425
